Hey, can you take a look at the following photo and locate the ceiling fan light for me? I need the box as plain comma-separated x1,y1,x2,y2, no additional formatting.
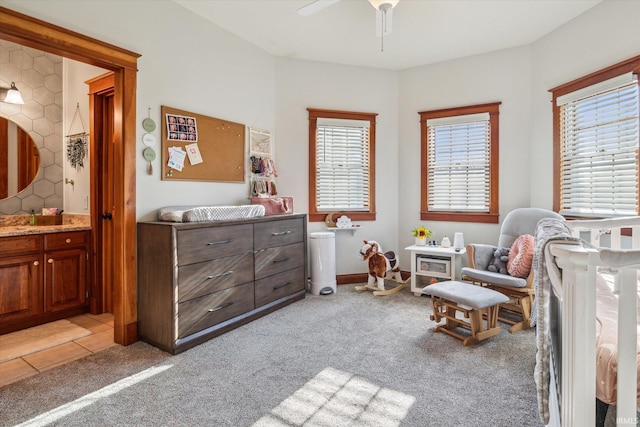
368,0,399,11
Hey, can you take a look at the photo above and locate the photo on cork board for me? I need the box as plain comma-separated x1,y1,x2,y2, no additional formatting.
166,113,198,142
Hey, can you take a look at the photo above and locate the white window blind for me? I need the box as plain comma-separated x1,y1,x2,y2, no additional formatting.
559,74,639,217
427,113,491,212
316,118,370,211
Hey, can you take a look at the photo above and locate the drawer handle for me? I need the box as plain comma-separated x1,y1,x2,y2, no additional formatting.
206,270,234,279
208,302,233,313
65,238,71,243
207,239,232,246
273,257,290,263
272,231,291,236
273,281,291,290
48,259,53,264
33,261,39,266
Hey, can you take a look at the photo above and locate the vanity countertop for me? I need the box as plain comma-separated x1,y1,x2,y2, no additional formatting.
0,214,91,237
0,224,91,237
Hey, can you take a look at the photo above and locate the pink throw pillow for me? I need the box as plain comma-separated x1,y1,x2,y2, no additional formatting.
507,234,535,278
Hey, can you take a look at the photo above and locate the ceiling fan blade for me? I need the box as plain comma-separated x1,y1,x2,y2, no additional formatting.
375,7,393,36
298,0,342,16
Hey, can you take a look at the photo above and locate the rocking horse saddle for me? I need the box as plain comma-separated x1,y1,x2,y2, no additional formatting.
384,251,398,269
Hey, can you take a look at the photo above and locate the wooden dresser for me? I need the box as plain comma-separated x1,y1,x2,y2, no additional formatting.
137,214,307,354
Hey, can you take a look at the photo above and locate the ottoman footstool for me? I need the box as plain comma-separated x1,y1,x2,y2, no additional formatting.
422,280,509,346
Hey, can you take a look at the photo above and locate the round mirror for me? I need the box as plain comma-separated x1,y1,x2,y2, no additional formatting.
0,117,40,199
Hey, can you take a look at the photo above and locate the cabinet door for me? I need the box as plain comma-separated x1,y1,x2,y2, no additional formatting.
0,254,43,322
44,248,87,312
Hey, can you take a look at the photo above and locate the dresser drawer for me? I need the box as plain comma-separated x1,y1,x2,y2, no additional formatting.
177,224,253,265
44,231,88,250
254,218,303,251
177,253,254,303
255,242,304,280
177,282,254,339
255,266,305,307
0,235,42,255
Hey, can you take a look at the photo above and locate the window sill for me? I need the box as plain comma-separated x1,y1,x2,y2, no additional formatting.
309,212,376,222
421,212,499,224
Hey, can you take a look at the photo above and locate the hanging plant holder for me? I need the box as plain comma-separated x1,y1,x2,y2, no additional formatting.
66,103,89,170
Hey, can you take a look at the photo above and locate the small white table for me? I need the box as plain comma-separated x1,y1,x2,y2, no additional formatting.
404,245,466,296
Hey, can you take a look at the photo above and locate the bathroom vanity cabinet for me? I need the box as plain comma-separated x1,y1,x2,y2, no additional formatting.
0,230,90,334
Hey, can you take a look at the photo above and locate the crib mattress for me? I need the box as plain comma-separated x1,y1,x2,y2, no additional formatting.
158,205,265,223
594,271,640,406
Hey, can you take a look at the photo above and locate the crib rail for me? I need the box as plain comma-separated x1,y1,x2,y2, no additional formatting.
547,216,640,427
567,216,640,249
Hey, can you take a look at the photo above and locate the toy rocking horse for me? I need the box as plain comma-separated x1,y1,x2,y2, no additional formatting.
356,240,410,296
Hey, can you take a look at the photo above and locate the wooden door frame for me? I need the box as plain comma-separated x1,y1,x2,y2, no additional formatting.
0,7,140,345
87,72,115,315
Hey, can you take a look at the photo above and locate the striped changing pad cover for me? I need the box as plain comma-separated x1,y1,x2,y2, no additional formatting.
158,205,265,223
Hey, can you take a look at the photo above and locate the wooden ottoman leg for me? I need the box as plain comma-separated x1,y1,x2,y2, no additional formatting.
509,295,532,333
473,305,502,342
463,309,482,346
445,304,457,329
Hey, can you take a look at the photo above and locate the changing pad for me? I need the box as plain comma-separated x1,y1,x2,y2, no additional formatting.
158,205,265,223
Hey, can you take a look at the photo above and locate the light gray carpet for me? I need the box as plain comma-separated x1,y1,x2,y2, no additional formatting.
0,285,543,426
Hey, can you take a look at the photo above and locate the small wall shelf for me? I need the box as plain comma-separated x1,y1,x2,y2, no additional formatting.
326,226,363,236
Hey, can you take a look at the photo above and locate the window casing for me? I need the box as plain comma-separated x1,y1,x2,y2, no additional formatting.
308,108,377,222
419,102,501,224
551,56,640,218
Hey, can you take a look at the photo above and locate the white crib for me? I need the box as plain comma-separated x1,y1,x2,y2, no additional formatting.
544,216,640,426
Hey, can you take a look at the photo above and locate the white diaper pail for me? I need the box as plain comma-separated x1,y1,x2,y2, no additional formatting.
309,232,337,295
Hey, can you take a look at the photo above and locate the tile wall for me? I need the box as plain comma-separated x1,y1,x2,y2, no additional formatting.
0,39,63,215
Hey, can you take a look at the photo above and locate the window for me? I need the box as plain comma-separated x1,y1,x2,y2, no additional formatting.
551,56,640,218
308,108,376,222
419,102,501,224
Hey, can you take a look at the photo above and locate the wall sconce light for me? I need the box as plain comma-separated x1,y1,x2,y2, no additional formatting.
1,82,25,104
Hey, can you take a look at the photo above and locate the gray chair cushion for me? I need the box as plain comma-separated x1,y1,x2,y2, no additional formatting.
461,267,528,288
422,281,509,309
468,243,498,270
498,208,564,248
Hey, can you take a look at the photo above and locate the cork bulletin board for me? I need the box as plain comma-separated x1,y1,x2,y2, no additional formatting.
161,105,245,182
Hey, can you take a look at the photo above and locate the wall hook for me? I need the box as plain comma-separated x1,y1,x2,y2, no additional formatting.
65,178,75,186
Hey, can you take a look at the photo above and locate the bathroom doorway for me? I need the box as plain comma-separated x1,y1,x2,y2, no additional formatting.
0,6,140,345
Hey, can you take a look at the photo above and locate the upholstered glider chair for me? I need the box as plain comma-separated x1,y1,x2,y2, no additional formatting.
461,208,564,333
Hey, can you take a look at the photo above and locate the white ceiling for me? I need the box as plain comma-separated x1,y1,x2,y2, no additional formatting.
173,0,601,71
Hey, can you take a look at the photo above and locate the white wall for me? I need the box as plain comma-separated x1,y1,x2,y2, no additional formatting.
275,58,399,275
529,0,640,208
3,0,639,276
398,46,534,265
3,0,276,221
63,60,106,214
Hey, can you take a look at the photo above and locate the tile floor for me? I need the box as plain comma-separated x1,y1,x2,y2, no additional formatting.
0,313,116,388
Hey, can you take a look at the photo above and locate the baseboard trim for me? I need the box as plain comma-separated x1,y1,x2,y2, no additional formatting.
336,271,410,285
337,273,368,284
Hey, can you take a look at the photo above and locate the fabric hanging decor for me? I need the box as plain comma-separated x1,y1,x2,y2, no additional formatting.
66,134,88,169
66,103,89,170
